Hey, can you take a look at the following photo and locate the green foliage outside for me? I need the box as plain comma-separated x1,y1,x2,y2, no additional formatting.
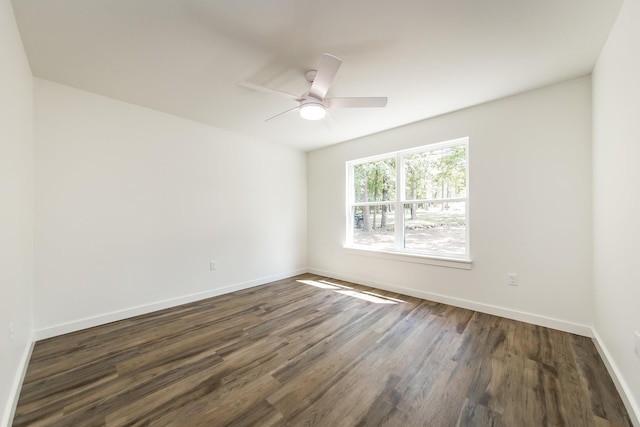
353,146,467,231
405,146,466,201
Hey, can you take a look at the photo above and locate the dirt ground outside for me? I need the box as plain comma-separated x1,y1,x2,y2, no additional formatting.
353,206,466,255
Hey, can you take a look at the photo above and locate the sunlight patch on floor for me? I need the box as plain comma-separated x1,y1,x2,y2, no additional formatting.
362,290,405,303
318,280,352,289
335,290,396,304
296,279,340,290
296,279,403,304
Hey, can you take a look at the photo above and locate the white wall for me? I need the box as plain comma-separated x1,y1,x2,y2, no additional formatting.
592,0,640,421
308,77,593,333
0,0,34,424
34,79,307,334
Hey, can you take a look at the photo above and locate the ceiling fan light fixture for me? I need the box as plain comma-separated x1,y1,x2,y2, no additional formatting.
299,101,326,120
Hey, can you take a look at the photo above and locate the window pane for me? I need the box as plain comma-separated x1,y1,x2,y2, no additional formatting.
404,146,466,200
352,205,395,250
404,202,466,255
353,158,396,203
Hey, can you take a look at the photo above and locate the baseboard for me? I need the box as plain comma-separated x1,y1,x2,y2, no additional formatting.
2,332,36,427
36,268,307,340
307,268,592,337
592,329,640,427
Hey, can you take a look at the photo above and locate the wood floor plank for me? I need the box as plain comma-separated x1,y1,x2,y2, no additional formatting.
457,398,503,427
13,274,632,426
285,305,437,425
572,334,634,426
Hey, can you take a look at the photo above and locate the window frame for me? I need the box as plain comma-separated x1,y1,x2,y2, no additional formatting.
345,137,470,266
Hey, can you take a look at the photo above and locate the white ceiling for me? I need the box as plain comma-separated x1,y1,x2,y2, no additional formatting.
12,0,622,151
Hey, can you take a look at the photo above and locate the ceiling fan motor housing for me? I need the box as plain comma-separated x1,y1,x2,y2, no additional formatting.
305,70,317,84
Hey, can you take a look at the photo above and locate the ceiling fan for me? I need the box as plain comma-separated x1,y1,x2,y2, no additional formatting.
238,53,388,123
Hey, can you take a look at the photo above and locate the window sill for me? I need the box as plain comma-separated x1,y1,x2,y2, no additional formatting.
344,246,472,270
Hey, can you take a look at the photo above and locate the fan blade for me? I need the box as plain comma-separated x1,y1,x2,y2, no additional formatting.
323,111,338,130
238,81,301,102
309,53,342,99
326,97,388,108
265,106,300,122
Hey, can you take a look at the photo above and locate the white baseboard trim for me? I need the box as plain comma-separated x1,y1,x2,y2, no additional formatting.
2,332,35,427
307,268,592,337
36,268,307,340
591,329,640,427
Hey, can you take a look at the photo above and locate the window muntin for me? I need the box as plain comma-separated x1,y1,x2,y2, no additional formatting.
347,138,469,259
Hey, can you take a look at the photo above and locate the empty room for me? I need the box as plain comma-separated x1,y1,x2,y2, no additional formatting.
1,0,639,425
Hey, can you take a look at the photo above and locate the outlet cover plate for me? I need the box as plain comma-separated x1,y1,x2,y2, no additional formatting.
635,331,640,358
507,273,518,286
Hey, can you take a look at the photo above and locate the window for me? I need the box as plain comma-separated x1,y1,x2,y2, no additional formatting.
346,137,469,261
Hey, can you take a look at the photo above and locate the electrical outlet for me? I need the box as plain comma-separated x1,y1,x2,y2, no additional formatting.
9,322,15,343
209,260,217,271
635,331,640,358
507,273,518,286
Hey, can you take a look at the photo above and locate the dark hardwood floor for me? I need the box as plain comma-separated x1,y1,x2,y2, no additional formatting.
13,274,632,426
